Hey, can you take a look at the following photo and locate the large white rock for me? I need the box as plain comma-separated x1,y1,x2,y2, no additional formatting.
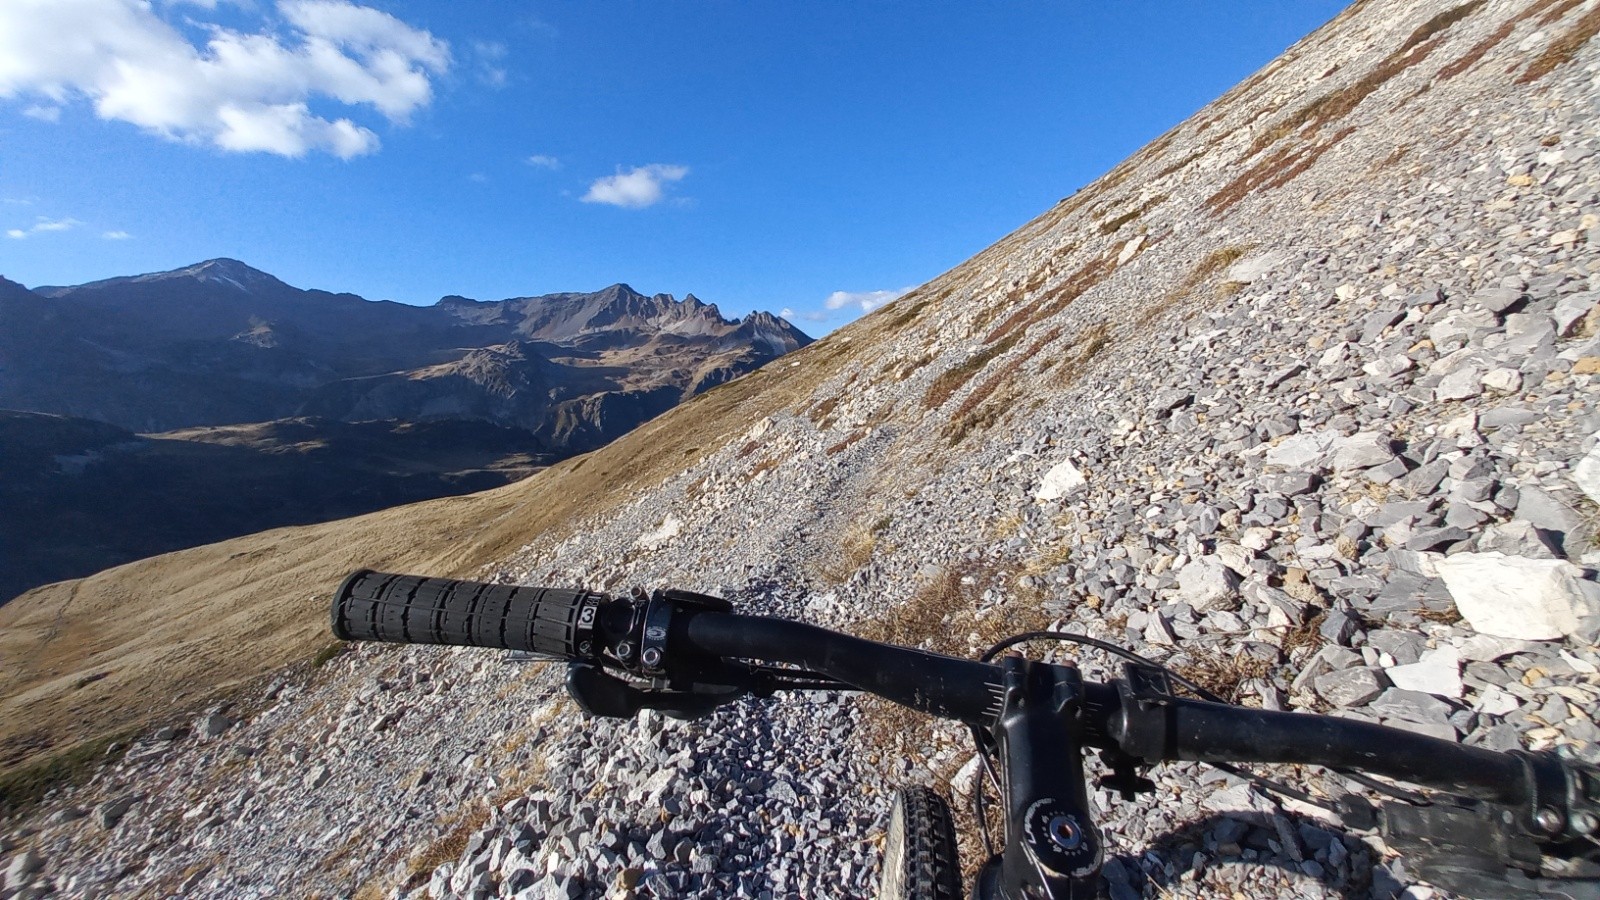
1226,250,1290,284
1384,646,1463,698
1573,430,1600,505
1434,552,1599,640
1177,557,1242,611
636,515,683,550
1035,460,1087,501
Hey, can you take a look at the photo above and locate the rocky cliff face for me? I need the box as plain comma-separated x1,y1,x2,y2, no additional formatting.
0,263,811,449
2,1,1599,898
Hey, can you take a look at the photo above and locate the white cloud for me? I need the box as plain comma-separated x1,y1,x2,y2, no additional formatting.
469,41,508,87
0,0,450,159
6,217,81,238
103,230,132,239
779,307,795,319
824,286,914,314
525,153,560,169
582,163,688,209
22,105,60,121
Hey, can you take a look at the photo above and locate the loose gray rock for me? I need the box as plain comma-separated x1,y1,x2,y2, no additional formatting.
1314,667,1386,707
1331,432,1396,472
1477,520,1560,559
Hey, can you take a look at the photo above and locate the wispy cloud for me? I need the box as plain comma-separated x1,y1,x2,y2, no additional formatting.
824,286,914,314
470,40,508,88
6,217,81,239
103,230,132,240
0,0,451,159
582,163,688,209
21,105,59,122
525,154,560,170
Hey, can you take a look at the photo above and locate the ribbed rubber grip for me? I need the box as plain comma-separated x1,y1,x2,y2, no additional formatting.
330,570,600,657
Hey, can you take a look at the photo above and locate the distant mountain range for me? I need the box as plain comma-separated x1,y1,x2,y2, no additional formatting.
0,259,811,601
2,258,811,452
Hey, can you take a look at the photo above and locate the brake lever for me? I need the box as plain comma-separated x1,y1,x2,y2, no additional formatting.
565,662,750,720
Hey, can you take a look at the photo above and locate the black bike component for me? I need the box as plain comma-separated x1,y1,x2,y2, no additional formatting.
1381,798,1548,898
878,786,963,900
564,662,747,720
331,570,606,658
1095,748,1156,802
678,611,1006,725
990,656,1102,899
331,573,1600,898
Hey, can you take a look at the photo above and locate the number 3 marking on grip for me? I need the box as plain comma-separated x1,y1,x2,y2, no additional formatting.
578,604,596,628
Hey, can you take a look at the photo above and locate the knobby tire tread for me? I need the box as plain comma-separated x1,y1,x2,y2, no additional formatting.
880,786,962,900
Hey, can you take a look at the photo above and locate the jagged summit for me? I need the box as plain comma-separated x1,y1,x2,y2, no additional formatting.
0,261,810,448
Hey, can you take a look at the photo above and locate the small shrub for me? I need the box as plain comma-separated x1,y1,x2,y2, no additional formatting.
1517,6,1600,83
0,729,135,814
922,332,1023,410
1437,20,1514,80
1400,0,1486,52
1172,649,1276,704
814,520,879,584
312,642,346,668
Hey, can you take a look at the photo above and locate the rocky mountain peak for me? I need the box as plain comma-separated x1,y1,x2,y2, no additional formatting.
36,258,291,298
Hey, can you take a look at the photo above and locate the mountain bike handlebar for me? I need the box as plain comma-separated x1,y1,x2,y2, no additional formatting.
331,570,1600,899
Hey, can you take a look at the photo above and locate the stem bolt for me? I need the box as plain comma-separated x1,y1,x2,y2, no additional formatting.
1047,815,1082,850
1535,807,1564,834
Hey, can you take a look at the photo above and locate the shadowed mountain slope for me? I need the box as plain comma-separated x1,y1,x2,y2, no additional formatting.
0,411,549,603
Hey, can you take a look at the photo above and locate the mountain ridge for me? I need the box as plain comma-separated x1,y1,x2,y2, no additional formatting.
0,260,811,447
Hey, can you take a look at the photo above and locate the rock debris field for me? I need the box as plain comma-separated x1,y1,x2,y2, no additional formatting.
4,0,1600,897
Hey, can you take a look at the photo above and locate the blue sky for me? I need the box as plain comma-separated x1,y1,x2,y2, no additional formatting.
0,0,1348,333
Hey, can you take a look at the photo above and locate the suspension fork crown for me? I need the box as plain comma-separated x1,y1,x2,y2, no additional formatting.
987,655,1104,899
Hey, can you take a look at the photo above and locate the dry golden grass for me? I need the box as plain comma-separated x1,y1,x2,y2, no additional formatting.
984,251,1116,348
405,805,490,888
1209,126,1356,216
1172,649,1276,704
1142,246,1253,326
813,520,880,584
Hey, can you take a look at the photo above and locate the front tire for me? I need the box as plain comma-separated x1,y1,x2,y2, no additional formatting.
877,786,962,900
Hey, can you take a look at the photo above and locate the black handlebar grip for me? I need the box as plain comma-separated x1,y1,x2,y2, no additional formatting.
330,569,604,658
